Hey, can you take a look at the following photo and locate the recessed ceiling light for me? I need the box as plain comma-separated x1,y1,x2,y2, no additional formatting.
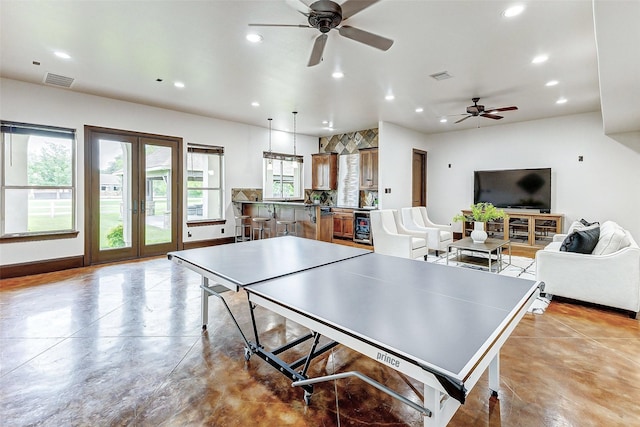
332,71,344,79
251,101,260,107
246,33,263,43
503,5,525,17
415,107,424,113
322,120,329,124
532,55,549,64
385,94,395,101
54,51,71,59
440,118,448,123
174,81,185,88
545,80,559,86
556,97,568,104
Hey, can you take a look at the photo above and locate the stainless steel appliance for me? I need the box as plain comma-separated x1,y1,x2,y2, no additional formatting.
353,210,372,244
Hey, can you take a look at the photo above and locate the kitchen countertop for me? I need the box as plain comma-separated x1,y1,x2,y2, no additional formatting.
235,201,378,210
235,200,313,207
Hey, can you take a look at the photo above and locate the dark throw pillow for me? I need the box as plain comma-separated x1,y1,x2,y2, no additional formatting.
580,218,599,227
560,225,600,254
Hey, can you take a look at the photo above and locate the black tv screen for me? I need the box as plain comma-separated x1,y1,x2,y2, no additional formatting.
474,168,551,211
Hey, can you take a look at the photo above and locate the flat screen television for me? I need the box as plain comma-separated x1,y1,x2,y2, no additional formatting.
474,168,551,211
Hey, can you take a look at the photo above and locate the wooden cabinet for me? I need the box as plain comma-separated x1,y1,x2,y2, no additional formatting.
359,148,378,190
332,208,354,240
462,211,563,257
311,153,337,190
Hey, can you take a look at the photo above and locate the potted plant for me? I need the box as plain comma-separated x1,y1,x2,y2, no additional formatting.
311,193,321,205
453,202,507,243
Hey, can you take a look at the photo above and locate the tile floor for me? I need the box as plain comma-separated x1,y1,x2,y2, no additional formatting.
1,255,639,426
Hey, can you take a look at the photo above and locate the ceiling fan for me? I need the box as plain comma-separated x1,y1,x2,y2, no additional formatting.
249,0,394,67
455,98,518,124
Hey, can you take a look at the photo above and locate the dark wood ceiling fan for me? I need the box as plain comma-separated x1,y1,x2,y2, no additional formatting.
249,0,394,67
455,98,518,124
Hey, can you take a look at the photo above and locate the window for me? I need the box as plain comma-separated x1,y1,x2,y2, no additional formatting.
1,121,76,238
186,144,224,223
262,152,304,199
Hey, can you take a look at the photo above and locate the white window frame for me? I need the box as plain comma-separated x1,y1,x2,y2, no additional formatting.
186,143,224,224
262,151,304,200
1,121,77,239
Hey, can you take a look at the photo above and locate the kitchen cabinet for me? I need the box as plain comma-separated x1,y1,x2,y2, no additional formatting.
311,153,337,190
359,148,378,190
332,208,354,239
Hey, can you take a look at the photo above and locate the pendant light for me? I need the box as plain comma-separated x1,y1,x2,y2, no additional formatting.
267,118,273,170
292,111,298,168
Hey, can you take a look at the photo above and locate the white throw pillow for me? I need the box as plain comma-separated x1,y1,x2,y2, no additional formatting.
592,222,629,255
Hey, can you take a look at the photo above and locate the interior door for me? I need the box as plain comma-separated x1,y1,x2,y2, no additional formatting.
86,129,180,264
412,149,427,207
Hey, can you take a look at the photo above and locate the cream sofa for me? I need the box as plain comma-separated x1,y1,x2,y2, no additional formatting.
535,220,640,318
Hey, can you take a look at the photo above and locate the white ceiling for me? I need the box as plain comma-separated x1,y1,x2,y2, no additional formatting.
1,0,637,137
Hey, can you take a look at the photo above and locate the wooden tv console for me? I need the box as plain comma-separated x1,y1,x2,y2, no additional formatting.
461,210,564,257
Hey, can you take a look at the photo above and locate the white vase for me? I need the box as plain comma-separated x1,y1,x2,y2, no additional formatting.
471,221,488,243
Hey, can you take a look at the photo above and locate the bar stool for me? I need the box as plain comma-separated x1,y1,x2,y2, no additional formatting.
276,219,297,236
234,215,251,243
252,217,271,240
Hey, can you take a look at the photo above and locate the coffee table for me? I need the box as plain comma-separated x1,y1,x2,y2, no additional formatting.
446,237,511,273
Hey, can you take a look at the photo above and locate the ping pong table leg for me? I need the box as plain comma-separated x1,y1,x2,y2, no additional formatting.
423,385,440,426
488,354,500,397
201,277,210,330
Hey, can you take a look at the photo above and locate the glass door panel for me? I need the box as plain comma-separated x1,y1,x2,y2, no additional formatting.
534,218,558,246
486,220,505,240
509,217,530,244
144,144,172,246
99,139,133,250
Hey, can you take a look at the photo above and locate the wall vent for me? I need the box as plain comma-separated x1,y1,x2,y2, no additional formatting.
429,71,453,81
43,72,75,88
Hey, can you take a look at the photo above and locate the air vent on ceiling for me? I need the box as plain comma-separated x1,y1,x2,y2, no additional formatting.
43,72,75,88
429,71,453,81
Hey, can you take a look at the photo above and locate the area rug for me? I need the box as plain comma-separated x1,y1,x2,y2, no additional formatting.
425,251,549,314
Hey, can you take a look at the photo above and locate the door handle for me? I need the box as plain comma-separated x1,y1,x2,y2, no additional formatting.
141,200,145,213
133,200,138,214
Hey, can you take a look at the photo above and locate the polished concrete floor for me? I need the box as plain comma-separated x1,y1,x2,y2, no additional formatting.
1,255,639,426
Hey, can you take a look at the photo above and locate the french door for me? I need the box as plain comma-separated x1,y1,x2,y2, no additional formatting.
85,127,181,264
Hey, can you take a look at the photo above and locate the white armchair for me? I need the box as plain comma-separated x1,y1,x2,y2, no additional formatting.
371,209,429,260
401,206,453,256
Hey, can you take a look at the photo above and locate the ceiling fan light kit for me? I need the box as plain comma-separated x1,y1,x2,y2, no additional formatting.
249,0,394,67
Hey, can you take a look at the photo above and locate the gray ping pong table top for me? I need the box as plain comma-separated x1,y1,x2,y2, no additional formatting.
167,236,372,287
246,253,539,378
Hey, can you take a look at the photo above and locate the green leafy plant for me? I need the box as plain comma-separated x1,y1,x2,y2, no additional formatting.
106,224,125,248
453,202,507,223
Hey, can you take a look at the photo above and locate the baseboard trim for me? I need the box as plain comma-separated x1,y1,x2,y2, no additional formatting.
182,237,235,250
0,255,85,280
0,238,235,280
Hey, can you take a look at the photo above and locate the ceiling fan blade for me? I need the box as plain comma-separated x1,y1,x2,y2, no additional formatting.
248,23,311,28
308,33,328,66
487,106,518,112
481,113,504,120
338,26,393,51
455,115,472,124
285,0,312,14
341,0,380,20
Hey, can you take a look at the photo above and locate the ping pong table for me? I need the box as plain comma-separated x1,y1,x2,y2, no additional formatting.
168,236,541,426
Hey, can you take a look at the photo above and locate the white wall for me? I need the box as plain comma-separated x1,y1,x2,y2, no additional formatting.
0,78,317,265
378,121,430,209
418,112,640,239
